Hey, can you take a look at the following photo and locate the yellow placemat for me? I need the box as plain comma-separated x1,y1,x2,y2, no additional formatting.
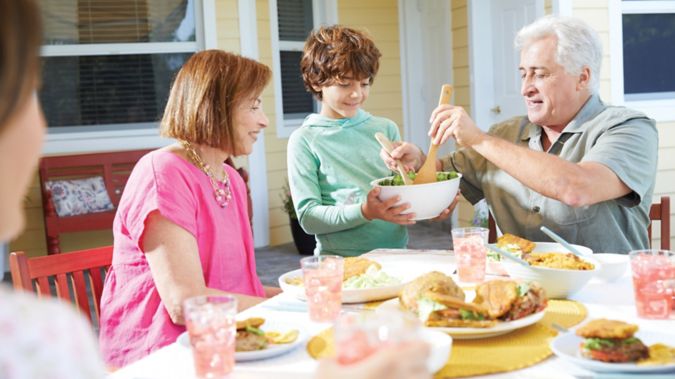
307,300,587,378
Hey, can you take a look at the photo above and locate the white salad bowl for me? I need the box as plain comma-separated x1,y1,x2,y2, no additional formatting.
370,173,461,221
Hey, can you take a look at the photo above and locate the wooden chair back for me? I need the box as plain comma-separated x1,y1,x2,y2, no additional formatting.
648,196,671,250
9,246,113,326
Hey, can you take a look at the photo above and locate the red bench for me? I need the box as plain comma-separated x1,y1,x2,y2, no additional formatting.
39,149,251,254
39,150,151,254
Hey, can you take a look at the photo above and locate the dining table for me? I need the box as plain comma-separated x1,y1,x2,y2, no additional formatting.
108,249,675,379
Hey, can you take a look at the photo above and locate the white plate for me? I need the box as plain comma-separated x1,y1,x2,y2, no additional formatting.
278,268,408,304
377,298,546,339
550,330,675,373
177,321,306,362
420,328,453,373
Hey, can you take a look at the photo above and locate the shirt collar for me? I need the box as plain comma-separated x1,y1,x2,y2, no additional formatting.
520,94,605,141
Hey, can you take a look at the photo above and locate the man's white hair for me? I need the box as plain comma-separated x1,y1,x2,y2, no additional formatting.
515,15,602,94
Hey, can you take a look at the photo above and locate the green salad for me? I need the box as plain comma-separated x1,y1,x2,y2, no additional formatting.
378,171,458,186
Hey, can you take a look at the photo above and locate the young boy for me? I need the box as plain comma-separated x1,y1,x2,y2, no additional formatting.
287,25,415,257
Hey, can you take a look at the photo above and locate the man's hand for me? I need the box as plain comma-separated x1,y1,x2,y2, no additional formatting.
381,141,425,173
429,104,485,147
361,187,416,225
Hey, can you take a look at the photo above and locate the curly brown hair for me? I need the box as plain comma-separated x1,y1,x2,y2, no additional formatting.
300,25,381,100
160,50,271,153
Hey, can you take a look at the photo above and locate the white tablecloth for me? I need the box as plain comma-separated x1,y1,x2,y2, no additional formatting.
109,250,674,379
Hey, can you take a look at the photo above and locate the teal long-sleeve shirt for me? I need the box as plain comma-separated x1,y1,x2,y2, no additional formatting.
286,109,408,257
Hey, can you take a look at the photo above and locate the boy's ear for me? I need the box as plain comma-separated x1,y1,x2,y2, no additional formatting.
311,85,322,93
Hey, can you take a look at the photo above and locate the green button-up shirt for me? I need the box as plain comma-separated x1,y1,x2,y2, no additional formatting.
441,95,658,253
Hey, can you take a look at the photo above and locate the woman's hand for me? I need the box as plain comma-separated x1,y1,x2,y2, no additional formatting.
361,187,416,225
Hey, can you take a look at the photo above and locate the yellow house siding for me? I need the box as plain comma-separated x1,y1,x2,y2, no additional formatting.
254,0,293,245
450,0,474,227
338,0,404,131
573,2,674,248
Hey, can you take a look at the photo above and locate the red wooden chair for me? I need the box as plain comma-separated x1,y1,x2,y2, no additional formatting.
648,196,671,250
9,246,113,326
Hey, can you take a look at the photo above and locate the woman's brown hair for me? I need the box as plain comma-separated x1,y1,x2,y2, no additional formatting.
160,50,271,153
0,0,43,130
300,25,381,100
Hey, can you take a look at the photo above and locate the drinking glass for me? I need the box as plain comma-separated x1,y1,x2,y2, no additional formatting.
452,227,488,283
629,249,675,319
334,309,422,365
301,255,343,322
183,295,237,378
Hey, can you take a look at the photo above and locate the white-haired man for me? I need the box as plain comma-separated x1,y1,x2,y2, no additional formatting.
384,15,657,254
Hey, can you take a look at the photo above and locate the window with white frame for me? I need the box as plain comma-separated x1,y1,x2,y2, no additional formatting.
270,0,336,138
39,0,204,134
610,0,675,121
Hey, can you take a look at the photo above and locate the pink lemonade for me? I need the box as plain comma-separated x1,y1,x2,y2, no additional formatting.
630,252,675,319
454,234,487,282
336,329,384,365
186,319,236,378
183,295,237,379
303,268,343,322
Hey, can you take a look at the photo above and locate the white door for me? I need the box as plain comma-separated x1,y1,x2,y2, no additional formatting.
470,0,544,131
399,0,454,156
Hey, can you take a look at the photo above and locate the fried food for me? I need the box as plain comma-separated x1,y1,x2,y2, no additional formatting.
284,276,303,286
496,233,536,254
576,319,638,339
639,343,675,365
472,280,519,319
399,271,465,313
577,319,649,363
472,279,547,321
343,257,381,281
236,317,265,330
265,329,299,344
236,330,268,352
525,252,595,270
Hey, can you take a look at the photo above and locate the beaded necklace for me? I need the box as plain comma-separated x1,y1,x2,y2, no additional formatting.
180,140,232,208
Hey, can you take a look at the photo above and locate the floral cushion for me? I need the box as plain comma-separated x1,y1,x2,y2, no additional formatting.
45,176,114,217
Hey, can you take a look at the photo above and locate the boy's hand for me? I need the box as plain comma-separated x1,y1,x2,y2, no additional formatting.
429,192,460,222
380,141,425,173
361,187,416,225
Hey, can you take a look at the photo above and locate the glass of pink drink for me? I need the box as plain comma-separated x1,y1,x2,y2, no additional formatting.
629,249,674,319
334,309,422,365
452,227,489,283
183,295,237,378
300,255,343,322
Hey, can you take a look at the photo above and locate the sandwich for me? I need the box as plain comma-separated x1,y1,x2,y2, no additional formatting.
400,273,547,328
235,317,268,352
472,279,547,321
576,319,649,363
399,272,493,328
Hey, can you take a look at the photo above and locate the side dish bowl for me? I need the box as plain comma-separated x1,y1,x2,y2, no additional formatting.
370,173,461,220
501,245,601,299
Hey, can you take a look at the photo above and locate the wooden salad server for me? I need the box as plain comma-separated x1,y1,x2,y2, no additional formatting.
413,84,453,184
